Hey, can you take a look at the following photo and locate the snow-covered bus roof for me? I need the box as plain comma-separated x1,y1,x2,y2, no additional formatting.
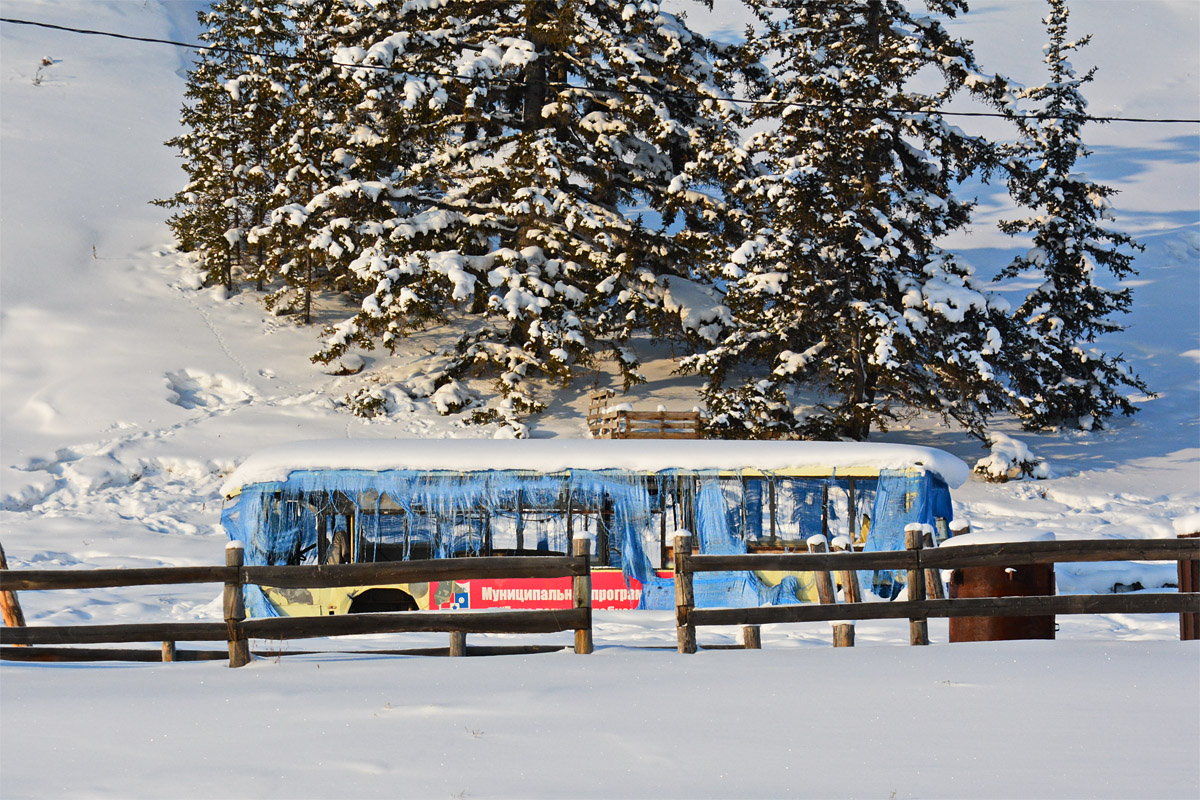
222,439,968,497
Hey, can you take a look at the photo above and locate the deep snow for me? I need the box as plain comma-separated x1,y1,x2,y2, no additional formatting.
1,1,1198,797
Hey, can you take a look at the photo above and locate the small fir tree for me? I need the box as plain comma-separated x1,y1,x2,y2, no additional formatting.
998,0,1149,430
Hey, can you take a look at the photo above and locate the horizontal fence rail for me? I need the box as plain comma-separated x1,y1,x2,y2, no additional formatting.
3,555,589,593
0,609,590,646
685,538,1199,576
672,534,1200,653
691,594,1198,628
0,543,594,665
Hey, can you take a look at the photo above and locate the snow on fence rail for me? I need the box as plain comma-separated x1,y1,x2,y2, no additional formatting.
0,542,594,666
671,534,1200,653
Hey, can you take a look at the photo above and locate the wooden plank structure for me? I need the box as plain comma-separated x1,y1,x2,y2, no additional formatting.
587,390,702,439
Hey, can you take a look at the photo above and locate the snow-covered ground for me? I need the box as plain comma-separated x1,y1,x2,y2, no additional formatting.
1,1,1197,797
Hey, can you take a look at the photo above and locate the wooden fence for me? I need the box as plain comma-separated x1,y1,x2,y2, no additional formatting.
586,391,701,439
4,534,1196,665
672,533,1200,653
0,540,594,666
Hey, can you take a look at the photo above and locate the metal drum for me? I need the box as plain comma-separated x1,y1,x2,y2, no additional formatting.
948,564,1055,642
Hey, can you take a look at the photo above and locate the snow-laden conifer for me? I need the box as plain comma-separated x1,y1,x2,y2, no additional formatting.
308,0,752,418
998,0,1149,430
157,1,290,293
687,0,1017,441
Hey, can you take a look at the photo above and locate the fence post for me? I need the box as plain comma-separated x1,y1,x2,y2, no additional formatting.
830,537,858,648
922,528,946,600
808,535,853,647
161,641,176,663
0,541,27,635
1179,530,1199,641
806,536,836,605
742,625,762,649
831,537,862,603
674,534,696,654
224,543,250,668
572,536,593,654
905,525,929,645
449,631,467,657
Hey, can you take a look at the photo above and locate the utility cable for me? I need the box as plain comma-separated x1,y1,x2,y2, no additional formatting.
3,16,1198,125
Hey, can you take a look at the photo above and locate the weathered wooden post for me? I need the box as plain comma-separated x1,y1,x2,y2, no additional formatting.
572,535,593,654
808,535,852,647
831,536,863,603
742,625,762,650
905,524,929,646
922,528,946,600
674,534,696,654
161,641,177,663
830,537,858,647
1177,526,1199,641
806,535,836,605
0,541,27,635
449,631,467,657
224,542,250,668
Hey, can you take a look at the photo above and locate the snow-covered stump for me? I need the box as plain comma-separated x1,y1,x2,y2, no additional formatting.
905,526,929,646
223,543,250,668
674,534,696,655
572,536,593,655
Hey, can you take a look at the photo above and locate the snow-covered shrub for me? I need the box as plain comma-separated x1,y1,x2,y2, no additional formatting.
974,433,1051,482
343,385,390,418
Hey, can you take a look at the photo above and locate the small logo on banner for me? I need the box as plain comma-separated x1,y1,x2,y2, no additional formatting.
451,592,469,609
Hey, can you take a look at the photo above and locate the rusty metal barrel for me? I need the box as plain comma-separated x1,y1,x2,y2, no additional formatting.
1178,529,1200,641
945,530,1056,643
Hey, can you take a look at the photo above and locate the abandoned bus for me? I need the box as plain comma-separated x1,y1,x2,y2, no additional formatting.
220,439,969,617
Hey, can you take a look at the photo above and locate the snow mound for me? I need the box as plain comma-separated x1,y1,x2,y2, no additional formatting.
164,369,256,410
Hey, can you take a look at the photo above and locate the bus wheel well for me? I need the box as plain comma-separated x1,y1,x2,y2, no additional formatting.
348,588,419,614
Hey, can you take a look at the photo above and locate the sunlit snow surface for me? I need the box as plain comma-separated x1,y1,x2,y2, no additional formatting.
0,1,1197,797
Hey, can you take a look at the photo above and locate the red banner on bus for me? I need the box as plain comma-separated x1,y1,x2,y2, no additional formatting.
429,570,670,610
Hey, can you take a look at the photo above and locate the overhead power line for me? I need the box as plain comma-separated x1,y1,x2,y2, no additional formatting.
3,15,1198,125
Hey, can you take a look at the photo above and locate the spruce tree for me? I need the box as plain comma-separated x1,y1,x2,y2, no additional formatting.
686,0,1016,441
157,0,290,294
998,0,1148,430
309,0,753,416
